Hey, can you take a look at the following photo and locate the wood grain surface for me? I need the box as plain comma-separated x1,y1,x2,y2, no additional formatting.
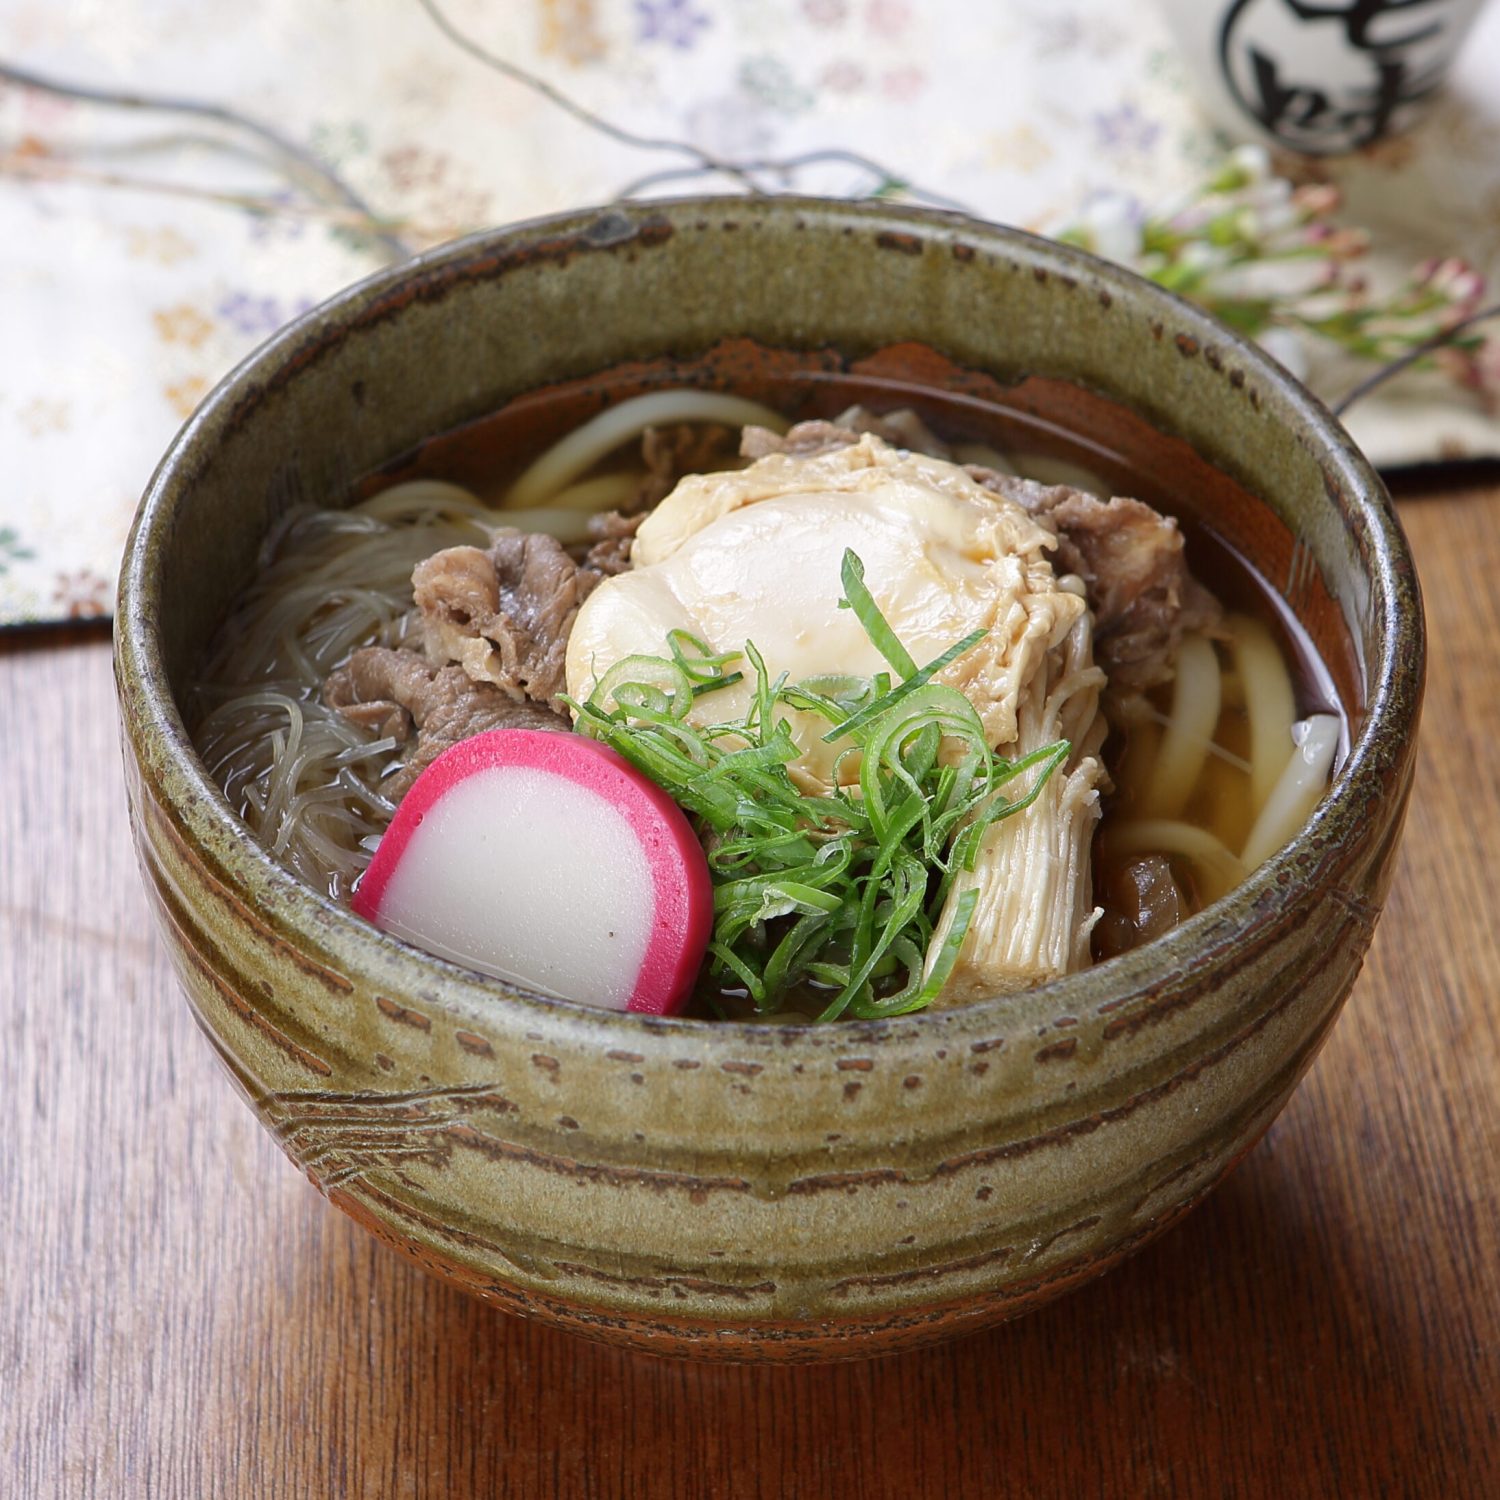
4,484,1498,1499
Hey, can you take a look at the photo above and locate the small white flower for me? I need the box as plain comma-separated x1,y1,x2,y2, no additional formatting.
1246,178,1294,211
1252,201,1300,238
1081,195,1142,265
1419,257,1486,305
1179,241,1225,273
1257,326,1309,382
1231,143,1271,183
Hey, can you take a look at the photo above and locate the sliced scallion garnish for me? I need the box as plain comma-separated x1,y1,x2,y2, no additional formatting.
563,548,1067,1020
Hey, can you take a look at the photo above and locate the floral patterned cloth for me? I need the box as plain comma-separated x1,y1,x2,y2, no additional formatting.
3,0,1498,627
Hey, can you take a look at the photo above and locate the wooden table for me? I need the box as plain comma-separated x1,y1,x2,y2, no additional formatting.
4,481,1497,1499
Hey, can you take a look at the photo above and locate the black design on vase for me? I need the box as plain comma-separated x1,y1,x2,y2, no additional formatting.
1218,0,1458,154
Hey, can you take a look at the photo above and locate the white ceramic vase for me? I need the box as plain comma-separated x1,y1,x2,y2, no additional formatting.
1156,0,1490,154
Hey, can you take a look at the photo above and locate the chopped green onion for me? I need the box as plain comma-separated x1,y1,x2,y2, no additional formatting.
838,548,917,678
570,550,1068,1019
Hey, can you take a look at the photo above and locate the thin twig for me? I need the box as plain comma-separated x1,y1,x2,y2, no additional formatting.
614,149,974,214
1,151,418,234
415,0,762,192
756,149,972,213
415,0,973,214
609,163,752,198
1331,302,1500,416
0,58,412,260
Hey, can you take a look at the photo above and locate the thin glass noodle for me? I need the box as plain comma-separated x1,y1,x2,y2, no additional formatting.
195,480,503,899
193,389,776,900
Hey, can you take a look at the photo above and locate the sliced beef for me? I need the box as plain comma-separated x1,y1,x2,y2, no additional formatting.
413,529,602,711
635,422,739,511
741,419,856,461
969,471,1221,691
741,412,1219,692
838,405,952,459
580,507,644,576
324,646,568,800
323,521,627,810
741,406,952,463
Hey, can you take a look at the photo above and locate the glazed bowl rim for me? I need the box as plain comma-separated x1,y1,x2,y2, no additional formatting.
115,194,1420,1055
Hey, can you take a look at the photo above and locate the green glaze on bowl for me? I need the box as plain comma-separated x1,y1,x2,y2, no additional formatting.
114,199,1423,1362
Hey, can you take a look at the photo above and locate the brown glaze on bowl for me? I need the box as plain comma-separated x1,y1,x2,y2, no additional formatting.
114,199,1423,1362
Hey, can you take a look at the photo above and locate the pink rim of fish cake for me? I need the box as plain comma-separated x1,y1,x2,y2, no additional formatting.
353,728,713,1014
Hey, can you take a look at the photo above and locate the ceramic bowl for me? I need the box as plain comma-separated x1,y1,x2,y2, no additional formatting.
115,198,1422,1362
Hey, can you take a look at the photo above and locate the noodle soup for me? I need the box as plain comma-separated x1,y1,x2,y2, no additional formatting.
195,370,1343,1018
117,204,1419,1358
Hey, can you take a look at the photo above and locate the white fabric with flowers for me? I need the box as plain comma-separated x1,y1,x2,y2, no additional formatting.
2,0,1498,626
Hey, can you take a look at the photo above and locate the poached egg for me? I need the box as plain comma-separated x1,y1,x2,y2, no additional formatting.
564,433,1085,788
